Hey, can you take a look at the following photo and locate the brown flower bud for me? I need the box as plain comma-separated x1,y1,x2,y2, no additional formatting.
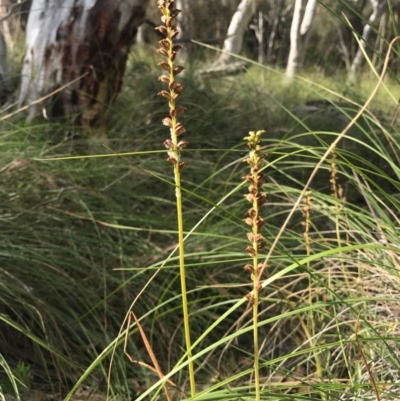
164,139,174,149
171,82,184,93
170,29,180,39
170,9,181,17
257,241,267,251
171,92,180,100
158,61,170,72
244,193,254,203
159,39,170,49
173,65,184,75
175,123,185,136
255,217,265,230
254,234,264,242
243,218,253,227
245,246,256,257
242,175,254,184
175,106,187,116
165,17,173,28
157,48,168,57
167,157,177,165
155,26,168,36
256,193,267,207
179,162,188,171
177,140,189,149
158,90,171,100
248,208,257,218
249,185,257,195
170,106,186,117
245,293,254,303
162,117,173,127
172,44,183,52
169,51,177,62
158,75,170,84
244,264,254,273
246,232,255,242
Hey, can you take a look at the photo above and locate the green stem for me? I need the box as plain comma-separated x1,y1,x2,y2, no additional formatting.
252,275,260,401
174,166,196,396
157,0,195,395
251,170,260,401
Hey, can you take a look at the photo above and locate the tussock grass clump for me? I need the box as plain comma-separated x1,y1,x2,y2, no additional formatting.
2,73,400,401
2,9,400,401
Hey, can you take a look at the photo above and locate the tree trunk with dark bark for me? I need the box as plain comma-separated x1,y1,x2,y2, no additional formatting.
18,0,149,127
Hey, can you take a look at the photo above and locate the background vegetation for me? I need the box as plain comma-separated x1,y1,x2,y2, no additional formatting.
1,1,400,400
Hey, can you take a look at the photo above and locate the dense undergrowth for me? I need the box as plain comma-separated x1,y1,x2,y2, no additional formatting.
1,43,400,401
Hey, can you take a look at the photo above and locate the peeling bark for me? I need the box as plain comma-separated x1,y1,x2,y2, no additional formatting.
18,0,149,127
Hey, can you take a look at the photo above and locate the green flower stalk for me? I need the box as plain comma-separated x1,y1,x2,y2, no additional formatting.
243,130,267,401
156,0,195,396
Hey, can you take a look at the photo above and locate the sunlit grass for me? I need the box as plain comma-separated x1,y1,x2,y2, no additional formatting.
1,41,400,401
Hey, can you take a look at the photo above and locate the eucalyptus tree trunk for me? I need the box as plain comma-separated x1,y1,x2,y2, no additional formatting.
18,0,149,127
175,0,190,65
252,8,266,64
348,0,387,82
0,0,28,50
267,0,285,62
214,0,260,66
0,0,15,103
285,0,317,78
0,30,9,103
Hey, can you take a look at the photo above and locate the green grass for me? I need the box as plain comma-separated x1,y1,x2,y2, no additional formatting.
1,48,400,401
